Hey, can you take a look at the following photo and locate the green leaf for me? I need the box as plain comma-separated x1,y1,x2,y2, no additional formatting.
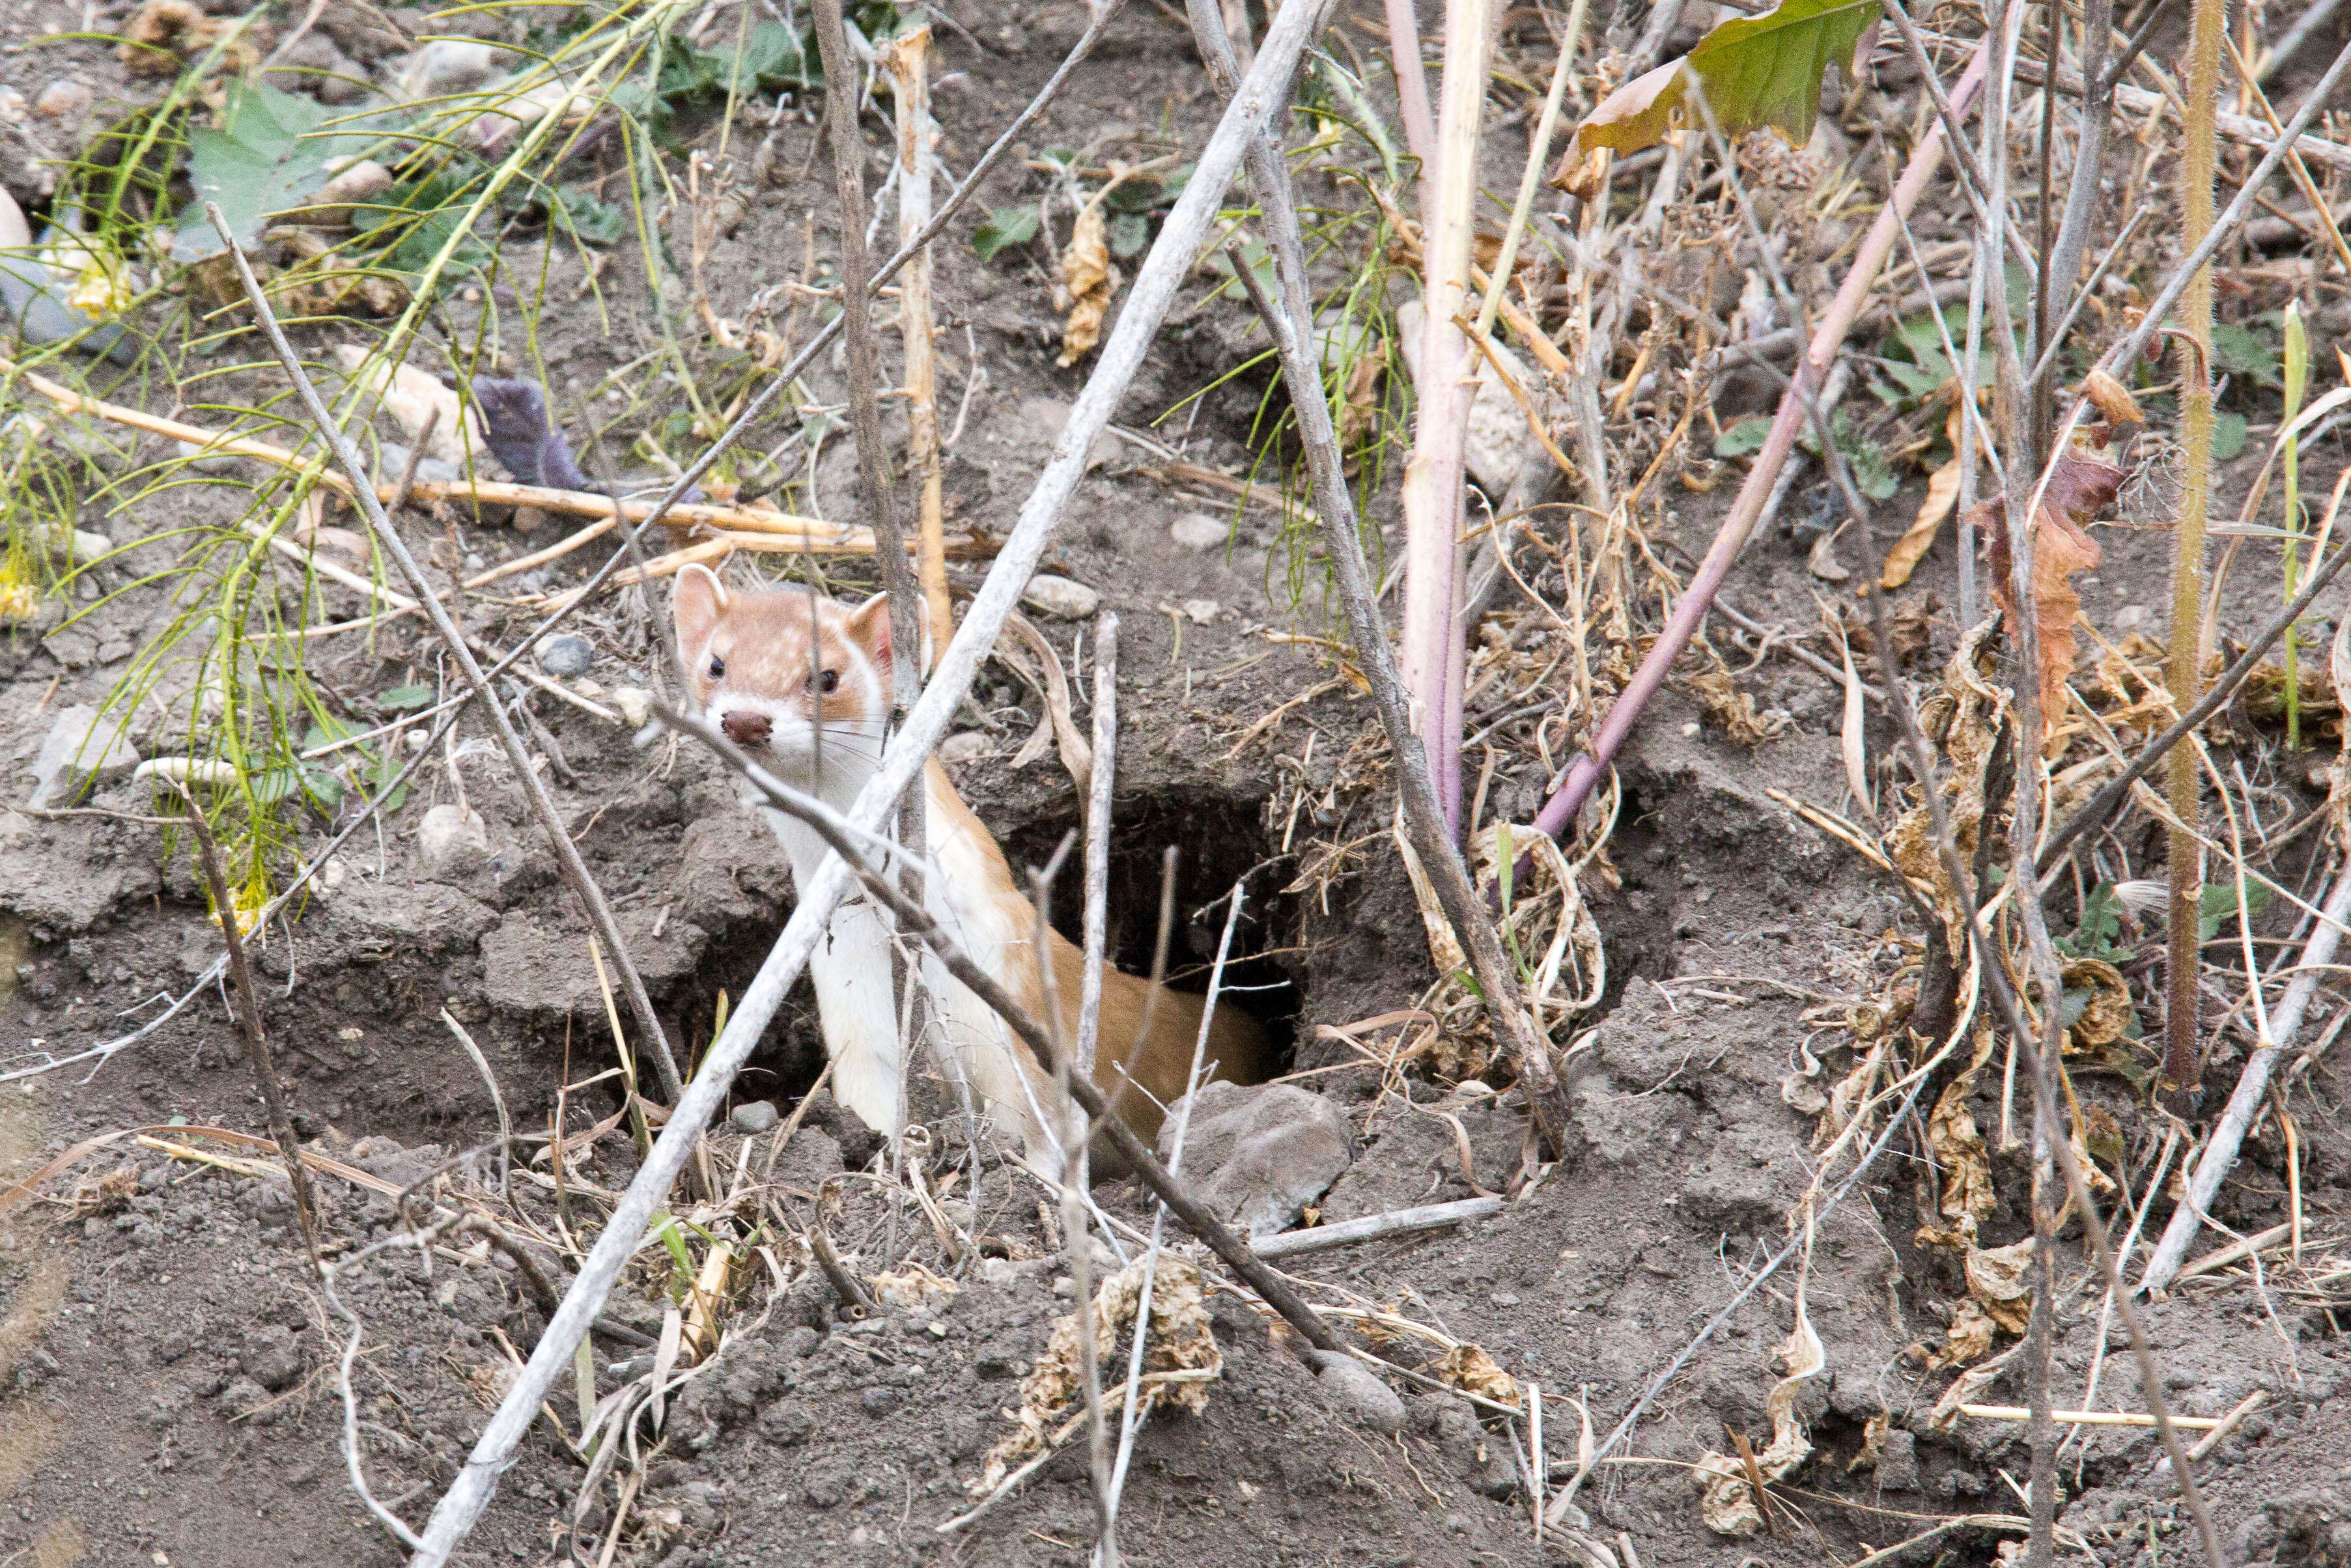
377,684,434,710
1573,0,1876,157
2210,410,2248,463
728,20,818,92
972,206,1038,262
1715,415,1772,457
546,186,626,247
2059,881,2126,960
1107,212,1150,259
172,81,346,262
355,171,492,280
2212,320,2283,389
2197,880,2271,943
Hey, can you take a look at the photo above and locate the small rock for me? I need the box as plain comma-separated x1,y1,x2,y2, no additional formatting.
1181,598,1220,624
240,1324,302,1391
1170,513,1229,551
1305,1352,1405,1433
28,704,139,807
859,1386,900,1417
59,528,112,566
33,81,92,120
416,803,488,879
731,1100,781,1134
2115,603,2150,632
512,505,548,533
938,731,990,766
611,687,651,727
216,1377,274,1422
1021,574,1100,619
173,438,240,475
536,634,594,677
1874,1428,1920,1491
302,158,392,225
1157,1081,1352,1238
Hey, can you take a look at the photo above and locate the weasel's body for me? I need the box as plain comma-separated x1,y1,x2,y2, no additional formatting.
672,568,1266,1170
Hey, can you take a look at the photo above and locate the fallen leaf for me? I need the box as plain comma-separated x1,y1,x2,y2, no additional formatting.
2061,957,2133,1051
1920,1065,1994,1242
1980,444,2123,749
1839,635,1870,814
1054,203,1115,368
120,0,236,76
1881,402,1967,589
2081,367,2143,426
1963,1237,2036,1334
1430,1343,1521,1408
1696,1303,1823,1534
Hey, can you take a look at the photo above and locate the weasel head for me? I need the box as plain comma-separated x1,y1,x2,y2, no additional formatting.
671,564,894,787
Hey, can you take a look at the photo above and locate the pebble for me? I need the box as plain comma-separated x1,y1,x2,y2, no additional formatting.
1306,1352,1406,1433
1170,512,1229,551
417,802,488,878
536,634,594,677
1180,598,1220,624
731,1100,781,1134
33,80,91,120
611,687,651,727
173,438,239,475
28,704,139,808
1020,574,1100,619
938,731,990,765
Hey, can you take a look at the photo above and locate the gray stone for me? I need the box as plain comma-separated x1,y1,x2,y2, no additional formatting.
536,634,595,677
731,1099,781,1134
1874,1428,1919,1491
1170,512,1230,551
1019,574,1100,619
1306,1351,1405,1433
1157,1080,1351,1239
240,1324,302,1391
27,705,139,807
415,802,488,879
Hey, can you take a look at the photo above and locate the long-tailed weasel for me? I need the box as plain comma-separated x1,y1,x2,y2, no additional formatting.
671,565,1267,1172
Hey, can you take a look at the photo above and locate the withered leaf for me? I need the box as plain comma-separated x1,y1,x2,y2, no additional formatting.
1054,203,1116,369
1982,446,2124,748
1881,402,1966,591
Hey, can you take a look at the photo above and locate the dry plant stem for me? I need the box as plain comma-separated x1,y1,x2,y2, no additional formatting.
404,16,1339,1557
177,785,322,1270
1077,615,1119,1074
1863,588,2224,1566
1527,42,1992,843
882,25,953,660
2043,0,2117,430
1194,0,1576,1153
1382,0,1437,200
669,705,1351,1356
2165,0,2228,1100
457,1,1127,665
2141,858,2351,1291
813,0,925,720
2040,542,2351,873
1399,0,1498,835
202,207,686,1104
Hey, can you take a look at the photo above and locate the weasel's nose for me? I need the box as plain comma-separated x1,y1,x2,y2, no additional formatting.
720,710,772,746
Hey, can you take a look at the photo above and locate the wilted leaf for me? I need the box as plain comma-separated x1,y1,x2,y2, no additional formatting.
1431,1343,1521,1407
867,1263,959,1313
2081,367,2143,425
1921,1068,1993,1244
1924,1296,2001,1369
2059,958,2133,1051
1964,1238,2036,1334
1982,445,2122,748
971,1256,1220,1497
1696,1306,1823,1535
1571,0,1877,159
120,0,236,76
1054,203,1116,367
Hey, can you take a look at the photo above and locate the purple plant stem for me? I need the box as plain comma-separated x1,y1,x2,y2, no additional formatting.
1528,40,1991,844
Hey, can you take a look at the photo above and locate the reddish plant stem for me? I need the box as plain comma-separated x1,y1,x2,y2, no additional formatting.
1527,42,1990,845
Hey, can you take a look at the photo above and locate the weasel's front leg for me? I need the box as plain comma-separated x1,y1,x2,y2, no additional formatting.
806,895,907,1136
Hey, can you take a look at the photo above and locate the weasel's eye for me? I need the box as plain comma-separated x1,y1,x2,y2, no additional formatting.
707,655,725,680
815,669,840,695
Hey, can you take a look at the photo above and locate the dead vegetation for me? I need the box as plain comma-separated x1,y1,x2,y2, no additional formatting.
3,0,2351,1564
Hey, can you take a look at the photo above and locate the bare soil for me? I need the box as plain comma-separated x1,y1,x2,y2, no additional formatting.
7,1,2351,1566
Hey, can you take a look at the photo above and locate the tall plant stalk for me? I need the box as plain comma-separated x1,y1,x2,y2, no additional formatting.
2281,299,2309,748
2163,0,2229,1099
1399,0,1497,837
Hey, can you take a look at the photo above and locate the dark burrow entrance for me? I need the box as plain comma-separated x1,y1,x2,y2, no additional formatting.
666,785,1301,1128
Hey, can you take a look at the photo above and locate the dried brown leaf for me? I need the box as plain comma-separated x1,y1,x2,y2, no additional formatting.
1881,404,1967,590
1982,446,2123,748
1695,1306,1823,1534
1054,203,1115,369
120,0,235,75
2060,958,2133,1051
1430,1343,1521,1408
2081,367,2144,426
1963,1237,2036,1335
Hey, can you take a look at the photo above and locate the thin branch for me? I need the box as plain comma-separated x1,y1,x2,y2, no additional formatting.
176,782,323,1272
204,204,686,1102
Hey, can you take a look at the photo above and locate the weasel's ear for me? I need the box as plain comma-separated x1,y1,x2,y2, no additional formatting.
673,565,729,660
844,591,893,682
